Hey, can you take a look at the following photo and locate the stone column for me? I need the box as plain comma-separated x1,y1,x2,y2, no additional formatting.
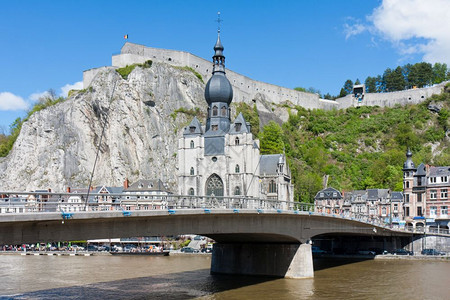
211,243,313,279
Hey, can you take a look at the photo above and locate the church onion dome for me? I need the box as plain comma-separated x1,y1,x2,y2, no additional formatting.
205,73,233,105
403,149,416,171
204,33,233,105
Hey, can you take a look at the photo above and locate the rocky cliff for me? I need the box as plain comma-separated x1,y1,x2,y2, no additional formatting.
0,62,286,191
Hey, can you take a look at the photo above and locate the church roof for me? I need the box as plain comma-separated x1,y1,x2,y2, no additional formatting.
183,117,203,136
230,113,250,134
260,154,283,175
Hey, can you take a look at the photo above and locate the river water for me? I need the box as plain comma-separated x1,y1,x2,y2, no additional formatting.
0,254,448,299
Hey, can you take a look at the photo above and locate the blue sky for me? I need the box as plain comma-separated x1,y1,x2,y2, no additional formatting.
1,0,450,133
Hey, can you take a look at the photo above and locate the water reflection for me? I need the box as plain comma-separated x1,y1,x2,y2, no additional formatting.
0,255,448,299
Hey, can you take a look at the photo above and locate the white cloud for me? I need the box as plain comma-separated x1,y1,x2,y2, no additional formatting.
29,91,51,102
0,92,29,111
344,23,368,40
346,0,450,64
60,81,83,97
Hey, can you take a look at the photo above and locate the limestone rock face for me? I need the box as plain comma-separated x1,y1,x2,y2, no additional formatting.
0,63,285,192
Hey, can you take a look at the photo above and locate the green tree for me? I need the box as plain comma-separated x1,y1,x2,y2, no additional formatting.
384,66,406,92
432,63,449,84
259,121,285,154
294,87,307,92
343,79,353,95
408,62,433,88
365,76,377,93
354,78,361,85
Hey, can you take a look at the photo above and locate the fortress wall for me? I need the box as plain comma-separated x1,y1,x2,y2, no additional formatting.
109,43,322,109
84,42,448,111
83,66,111,89
336,81,448,109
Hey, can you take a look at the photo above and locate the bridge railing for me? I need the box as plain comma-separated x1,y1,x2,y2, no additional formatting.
0,192,314,214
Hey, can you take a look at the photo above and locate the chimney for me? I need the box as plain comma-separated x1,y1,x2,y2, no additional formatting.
67,187,71,193
124,178,129,189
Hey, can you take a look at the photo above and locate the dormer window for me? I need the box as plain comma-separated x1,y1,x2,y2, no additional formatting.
235,137,240,145
212,125,218,131
139,183,143,189
221,106,227,116
213,106,218,116
189,126,195,133
235,123,241,131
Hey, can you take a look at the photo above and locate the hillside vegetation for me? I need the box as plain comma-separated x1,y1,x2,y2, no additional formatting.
259,83,450,203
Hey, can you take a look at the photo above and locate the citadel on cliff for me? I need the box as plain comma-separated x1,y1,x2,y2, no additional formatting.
0,29,448,192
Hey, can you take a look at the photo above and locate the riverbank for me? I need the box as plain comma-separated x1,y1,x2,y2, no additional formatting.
0,250,212,256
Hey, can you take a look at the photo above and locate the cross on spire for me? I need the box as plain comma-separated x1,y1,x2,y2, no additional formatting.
217,11,222,34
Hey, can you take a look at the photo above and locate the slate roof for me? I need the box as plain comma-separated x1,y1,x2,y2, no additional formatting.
391,191,403,202
367,189,389,200
123,179,171,193
183,117,203,136
229,113,250,134
260,154,283,175
428,166,450,177
415,163,427,176
314,187,343,200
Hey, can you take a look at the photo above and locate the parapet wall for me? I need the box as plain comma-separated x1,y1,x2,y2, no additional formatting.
337,82,448,109
83,42,448,111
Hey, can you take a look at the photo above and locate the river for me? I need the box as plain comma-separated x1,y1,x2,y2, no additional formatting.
0,254,448,299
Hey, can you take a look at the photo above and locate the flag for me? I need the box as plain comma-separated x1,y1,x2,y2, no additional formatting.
124,34,128,39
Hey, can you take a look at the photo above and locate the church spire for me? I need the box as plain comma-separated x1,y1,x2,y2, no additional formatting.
212,12,225,73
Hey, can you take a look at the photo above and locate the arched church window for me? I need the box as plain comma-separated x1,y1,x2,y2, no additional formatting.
269,180,277,194
206,174,224,197
190,167,195,176
234,186,241,195
189,188,195,196
221,106,227,116
235,164,240,173
190,140,194,149
235,137,240,146
213,106,218,116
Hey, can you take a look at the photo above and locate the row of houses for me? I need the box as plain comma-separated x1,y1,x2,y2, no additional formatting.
314,150,450,232
0,179,172,214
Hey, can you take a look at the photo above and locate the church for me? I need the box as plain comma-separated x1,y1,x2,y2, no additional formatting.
177,32,294,205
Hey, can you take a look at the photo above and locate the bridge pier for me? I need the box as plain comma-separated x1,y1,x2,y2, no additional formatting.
211,243,313,279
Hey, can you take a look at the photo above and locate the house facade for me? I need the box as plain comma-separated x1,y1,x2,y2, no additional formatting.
402,149,449,231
